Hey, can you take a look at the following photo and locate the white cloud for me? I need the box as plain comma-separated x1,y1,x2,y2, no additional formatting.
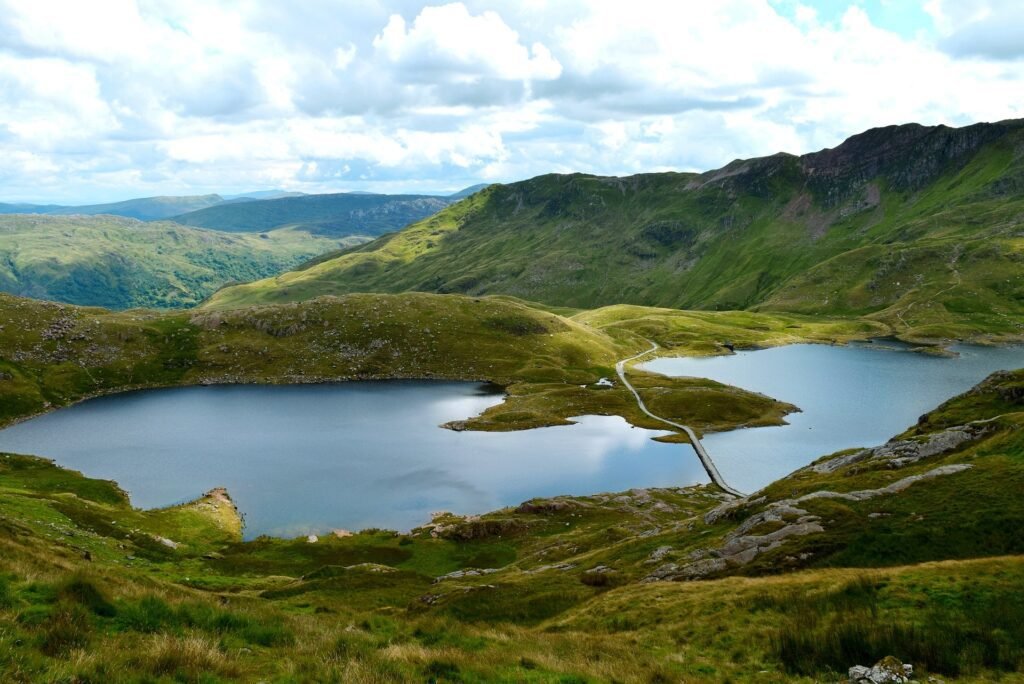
334,44,357,70
373,3,561,82
0,0,1021,203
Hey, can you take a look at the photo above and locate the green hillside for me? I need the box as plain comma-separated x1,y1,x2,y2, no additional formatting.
1,290,1022,680
171,193,452,236
0,291,879,435
0,215,361,309
207,120,1024,343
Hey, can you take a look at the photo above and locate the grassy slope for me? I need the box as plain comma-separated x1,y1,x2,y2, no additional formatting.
0,290,881,439
0,215,363,309
206,122,1024,344
171,193,452,237
0,366,1021,681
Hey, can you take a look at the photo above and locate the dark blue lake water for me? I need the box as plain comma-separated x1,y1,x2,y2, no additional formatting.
1,343,1020,537
0,382,704,538
640,343,1024,493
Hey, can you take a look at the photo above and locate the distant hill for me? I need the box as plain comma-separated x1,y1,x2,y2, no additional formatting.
0,215,360,309
171,192,452,236
0,194,225,221
447,183,491,199
221,190,307,201
0,202,64,214
206,119,1024,343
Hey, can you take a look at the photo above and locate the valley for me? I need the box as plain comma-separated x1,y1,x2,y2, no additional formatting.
0,189,479,309
0,215,361,309
1,119,1023,683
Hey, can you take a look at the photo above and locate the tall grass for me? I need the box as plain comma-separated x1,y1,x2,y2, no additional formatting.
0,575,12,609
116,595,294,646
766,576,1024,676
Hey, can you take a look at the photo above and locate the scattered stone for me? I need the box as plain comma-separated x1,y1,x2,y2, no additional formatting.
434,567,500,583
704,496,765,524
515,499,578,515
848,656,913,683
646,545,674,563
332,529,353,538
154,535,179,549
429,517,528,540
525,562,576,574
306,535,319,543
345,563,396,573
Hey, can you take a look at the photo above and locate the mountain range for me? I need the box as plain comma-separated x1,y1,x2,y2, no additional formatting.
0,186,485,228
206,120,1024,343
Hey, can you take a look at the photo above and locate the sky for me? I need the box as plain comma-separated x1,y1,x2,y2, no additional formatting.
0,0,1022,204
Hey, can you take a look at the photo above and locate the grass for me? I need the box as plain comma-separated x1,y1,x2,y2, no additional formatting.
0,215,361,309
204,122,1024,345
0,289,881,442
772,584,1024,677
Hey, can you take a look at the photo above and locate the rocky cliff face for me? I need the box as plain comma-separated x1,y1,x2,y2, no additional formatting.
694,120,1024,207
800,120,1024,204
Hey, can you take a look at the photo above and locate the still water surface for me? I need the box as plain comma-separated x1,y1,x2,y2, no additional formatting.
0,382,705,537
641,343,1024,493
1,343,1021,537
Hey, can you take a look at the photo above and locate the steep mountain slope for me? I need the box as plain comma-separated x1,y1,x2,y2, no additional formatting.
171,192,452,236
207,120,1024,341
0,215,358,309
0,194,224,220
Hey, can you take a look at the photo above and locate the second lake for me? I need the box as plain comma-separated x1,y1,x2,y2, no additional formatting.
640,342,1024,493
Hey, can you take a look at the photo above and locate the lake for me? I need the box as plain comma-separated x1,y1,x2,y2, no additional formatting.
0,382,706,538
2,343,1021,537
640,342,1024,493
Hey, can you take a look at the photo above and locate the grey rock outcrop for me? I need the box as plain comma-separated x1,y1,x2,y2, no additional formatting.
813,423,989,474
849,656,914,683
647,463,972,581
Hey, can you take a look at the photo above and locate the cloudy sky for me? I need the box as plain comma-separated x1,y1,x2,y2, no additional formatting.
1,0,1022,203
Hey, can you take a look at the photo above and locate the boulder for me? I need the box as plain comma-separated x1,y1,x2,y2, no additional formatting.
849,656,914,683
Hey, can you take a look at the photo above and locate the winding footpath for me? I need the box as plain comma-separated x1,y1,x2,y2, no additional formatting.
615,342,745,497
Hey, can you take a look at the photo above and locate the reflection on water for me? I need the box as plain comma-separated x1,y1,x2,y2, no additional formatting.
641,343,1024,494
0,381,707,538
